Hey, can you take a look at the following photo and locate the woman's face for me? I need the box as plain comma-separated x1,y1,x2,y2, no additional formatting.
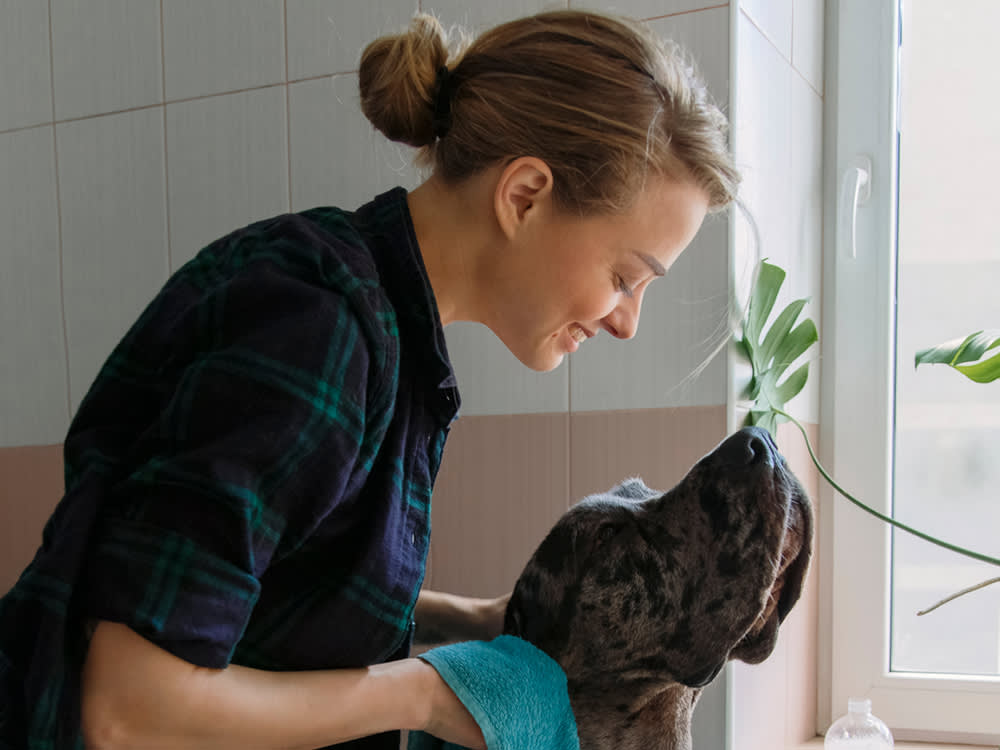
488,175,710,372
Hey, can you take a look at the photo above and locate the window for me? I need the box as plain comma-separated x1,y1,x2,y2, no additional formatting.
822,0,1000,742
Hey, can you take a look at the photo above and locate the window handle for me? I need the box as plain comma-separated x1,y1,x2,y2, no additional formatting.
839,155,872,259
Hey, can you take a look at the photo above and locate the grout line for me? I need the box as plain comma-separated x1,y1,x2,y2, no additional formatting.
643,3,729,22
160,0,173,273
790,0,796,78
284,0,293,213
0,122,54,137
47,0,72,420
0,74,353,137
739,8,823,99
740,7,791,66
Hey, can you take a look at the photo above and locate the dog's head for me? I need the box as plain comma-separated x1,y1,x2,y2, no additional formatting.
503,426,813,750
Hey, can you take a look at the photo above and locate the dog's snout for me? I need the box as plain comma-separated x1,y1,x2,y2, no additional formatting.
719,426,776,467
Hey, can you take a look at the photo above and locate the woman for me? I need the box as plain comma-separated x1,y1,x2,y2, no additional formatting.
0,9,738,750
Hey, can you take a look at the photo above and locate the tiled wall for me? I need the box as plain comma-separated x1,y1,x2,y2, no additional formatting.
0,1,824,747
729,0,825,746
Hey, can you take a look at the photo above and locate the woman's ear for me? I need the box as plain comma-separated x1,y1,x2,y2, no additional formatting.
493,157,554,240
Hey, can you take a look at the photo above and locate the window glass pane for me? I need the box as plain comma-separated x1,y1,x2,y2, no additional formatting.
891,0,1000,676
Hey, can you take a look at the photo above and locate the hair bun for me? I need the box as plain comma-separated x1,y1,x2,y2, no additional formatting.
359,14,452,148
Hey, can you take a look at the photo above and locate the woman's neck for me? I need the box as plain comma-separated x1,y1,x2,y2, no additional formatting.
406,173,500,327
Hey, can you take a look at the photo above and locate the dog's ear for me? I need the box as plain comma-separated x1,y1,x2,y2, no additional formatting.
731,492,813,664
503,520,579,658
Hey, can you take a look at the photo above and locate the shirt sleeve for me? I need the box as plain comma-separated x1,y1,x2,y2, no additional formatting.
80,246,394,669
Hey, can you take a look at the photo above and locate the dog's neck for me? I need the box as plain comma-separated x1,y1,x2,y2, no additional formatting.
570,682,701,750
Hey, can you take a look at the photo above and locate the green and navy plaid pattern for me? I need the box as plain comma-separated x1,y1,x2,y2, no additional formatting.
0,188,460,750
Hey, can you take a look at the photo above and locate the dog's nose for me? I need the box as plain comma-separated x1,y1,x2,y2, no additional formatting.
720,426,776,467
746,428,775,466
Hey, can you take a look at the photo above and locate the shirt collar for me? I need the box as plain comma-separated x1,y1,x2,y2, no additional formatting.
355,188,461,424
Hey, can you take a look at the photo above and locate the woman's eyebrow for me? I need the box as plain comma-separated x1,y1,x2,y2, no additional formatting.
633,251,666,277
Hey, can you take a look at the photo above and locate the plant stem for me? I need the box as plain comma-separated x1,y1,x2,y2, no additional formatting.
771,408,1000,568
917,577,1000,616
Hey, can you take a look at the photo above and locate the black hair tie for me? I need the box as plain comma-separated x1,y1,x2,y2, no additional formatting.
432,65,455,140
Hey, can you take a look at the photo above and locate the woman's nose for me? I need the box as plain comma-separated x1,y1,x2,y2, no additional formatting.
601,293,641,339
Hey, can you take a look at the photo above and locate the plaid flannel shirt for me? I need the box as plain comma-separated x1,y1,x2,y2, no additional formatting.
0,187,460,750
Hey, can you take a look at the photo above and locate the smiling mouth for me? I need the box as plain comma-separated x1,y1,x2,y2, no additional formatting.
570,324,588,344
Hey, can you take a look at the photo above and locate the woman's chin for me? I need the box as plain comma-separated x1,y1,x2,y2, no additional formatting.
511,345,566,373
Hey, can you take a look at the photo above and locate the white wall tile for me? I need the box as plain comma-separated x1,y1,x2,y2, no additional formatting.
569,1,722,20
734,14,791,280
163,0,284,101
421,0,566,32
740,0,793,61
287,0,419,80
734,14,822,422
792,0,824,94
787,70,823,422
288,75,421,212
56,109,169,413
445,322,570,416
166,86,289,268
0,4,52,132
50,0,162,120
570,218,731,412
0,127,67,447
648,6,730,111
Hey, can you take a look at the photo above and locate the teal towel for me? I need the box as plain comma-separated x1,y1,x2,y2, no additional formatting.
407,635,580,750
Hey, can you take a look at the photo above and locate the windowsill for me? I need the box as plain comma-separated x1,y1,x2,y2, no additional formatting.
792,740,997,750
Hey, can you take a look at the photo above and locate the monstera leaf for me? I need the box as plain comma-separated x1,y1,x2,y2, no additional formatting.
737,261,818,434
915,329,1000,383
735,260,999,613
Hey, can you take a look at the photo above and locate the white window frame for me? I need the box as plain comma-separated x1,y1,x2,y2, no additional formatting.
820,1,1000,743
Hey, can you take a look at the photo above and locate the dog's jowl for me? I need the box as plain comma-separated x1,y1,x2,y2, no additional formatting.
504,426,813,750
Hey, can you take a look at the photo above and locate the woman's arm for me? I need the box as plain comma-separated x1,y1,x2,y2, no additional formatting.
81,620,484,750
413,590,511,644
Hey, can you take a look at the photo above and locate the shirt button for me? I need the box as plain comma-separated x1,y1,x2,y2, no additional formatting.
410,532,416,545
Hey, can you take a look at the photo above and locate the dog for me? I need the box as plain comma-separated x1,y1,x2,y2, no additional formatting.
501,425,814,750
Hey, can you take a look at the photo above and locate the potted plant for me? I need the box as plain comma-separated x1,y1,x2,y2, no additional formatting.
737,260,999,612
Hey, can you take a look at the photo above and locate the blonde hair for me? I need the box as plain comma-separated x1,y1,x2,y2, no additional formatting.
359,10,739,215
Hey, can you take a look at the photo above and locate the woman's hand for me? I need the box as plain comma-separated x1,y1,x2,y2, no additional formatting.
476,593,511,641
413,590,511,644
416,659,486,750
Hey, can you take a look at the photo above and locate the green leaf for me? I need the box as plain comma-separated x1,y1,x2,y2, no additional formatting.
748,409,777,435
758,298,807,375
770,319,819,381
955,349,1000,383
736,260,819,438
745,262,785,346
915,329,1000,383
775,361,810,405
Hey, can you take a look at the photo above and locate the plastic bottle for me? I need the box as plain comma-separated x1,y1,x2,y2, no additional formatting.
824,698,894,749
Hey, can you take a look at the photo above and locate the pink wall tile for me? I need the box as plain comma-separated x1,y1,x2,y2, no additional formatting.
569,405,728,499
0,444,64,594
429,413,571,597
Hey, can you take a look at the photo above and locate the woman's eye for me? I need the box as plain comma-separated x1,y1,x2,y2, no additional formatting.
615,274,635,298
